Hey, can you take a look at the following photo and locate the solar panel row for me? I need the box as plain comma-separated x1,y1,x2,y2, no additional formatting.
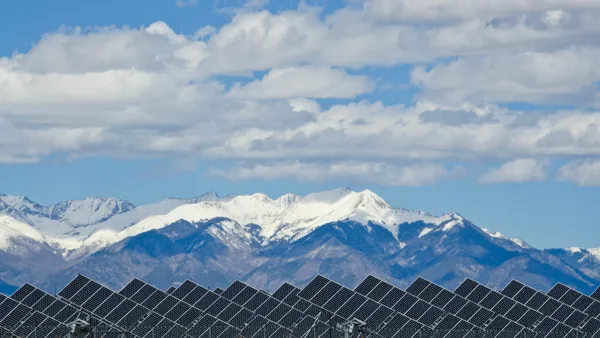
2,274,600,338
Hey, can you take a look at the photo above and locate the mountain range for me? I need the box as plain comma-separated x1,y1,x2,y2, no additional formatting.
0,188,598,295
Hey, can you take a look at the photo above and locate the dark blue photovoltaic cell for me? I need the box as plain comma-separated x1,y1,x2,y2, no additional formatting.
9,274,594,337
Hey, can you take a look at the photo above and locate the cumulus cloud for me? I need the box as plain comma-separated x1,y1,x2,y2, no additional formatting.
412,48,600,105
479,159,548,183
208,161,455,186
1,2,600,187
227,66,374,99
363,0,600,23
557,160,600,186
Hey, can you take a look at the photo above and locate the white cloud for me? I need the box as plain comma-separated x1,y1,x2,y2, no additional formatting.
208,161,453,186
227,66,375,99
479,159,548,183
1,3,600,187
412,48,600,105
557,160,600,186
175,0,197,7
363,0,600,23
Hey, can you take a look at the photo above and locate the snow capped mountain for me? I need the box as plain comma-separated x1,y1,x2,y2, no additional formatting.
109,188,450,250
0,188,599,294
0,192,228,250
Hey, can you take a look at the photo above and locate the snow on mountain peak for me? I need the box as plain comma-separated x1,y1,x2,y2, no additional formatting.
481,228,531,249
103,188,446,249
0,215,47,254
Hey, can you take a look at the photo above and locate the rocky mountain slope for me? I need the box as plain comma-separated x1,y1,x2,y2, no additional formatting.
0,188,598,295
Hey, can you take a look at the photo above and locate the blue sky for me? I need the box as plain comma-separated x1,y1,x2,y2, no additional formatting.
1,0,600,249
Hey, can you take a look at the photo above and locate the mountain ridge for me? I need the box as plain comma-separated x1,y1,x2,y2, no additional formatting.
0,188,598,295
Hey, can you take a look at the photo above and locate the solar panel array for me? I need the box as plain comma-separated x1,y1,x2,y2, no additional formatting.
1,274,599,337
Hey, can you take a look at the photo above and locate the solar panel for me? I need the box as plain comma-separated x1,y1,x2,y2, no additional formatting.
379,313,410,337
535,317,559,335
94,292,125,318
456,302,480,321
43,299,67,318
492,297,516,316
80,286,112,313
455,279,479,298
394,293,419,314
337,293,367,319
355,276,383,297
435,313,461,331
35,316,60,338
10,284,35,302
70,280,102,306
501,280,524,298
564,309,587,328
229,307,253,328
143,289,168,310
444,296,468,315
54,304,77,322
547,284,570,300
517,308,542,328
298,275,331,301
365,305,394,330
21,288,45,307
218,281,245,301
171,280,197,300
32,293,55,312
466,285,491,304
165,286,176,294
255,297,280,317
266,302,291,323
402,318,424,335
505,303,528,322
214,288,224,295
207,297,232,317
289,315,315,338
177,306,202,327
131,284,158,304
322,287,353,313
405,299,430,321
272,283,295,301
311,281,342,307
539,298,562,316
525,292,549,310
195,292,220,311
581,318,600,336
366,280,393,302
132,312,162,337
58,275,91,300
559,289,582,306
12,310,46,337
351,299,380,321
0,304,30,327
572,294,594,312
229,286,256,308
165,301,191,322
117,304,148,328
478,290,503,310
278,308,302,327
217,302,242,323
180,286,208,306
551,304,574,323
513,286,537,304
430,290,458,311
406,277,431,297
486,315,510,334
106,298,136,323
376,287,403,309
469,307,494,327
591,287,600,301
584,300,600,317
